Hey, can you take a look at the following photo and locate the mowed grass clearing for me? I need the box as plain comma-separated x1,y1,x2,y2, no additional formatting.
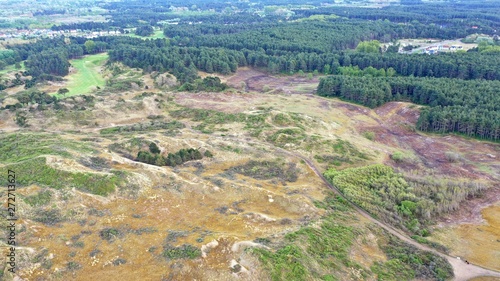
151,30,166,39
125,29,166,39
56,53,108,98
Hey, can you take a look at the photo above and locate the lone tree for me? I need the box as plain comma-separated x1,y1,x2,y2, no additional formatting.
15,111,29,127
84,40,96,54
149,142,161,154
57,88,69,97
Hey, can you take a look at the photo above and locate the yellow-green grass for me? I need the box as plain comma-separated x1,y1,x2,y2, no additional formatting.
55,53,107,98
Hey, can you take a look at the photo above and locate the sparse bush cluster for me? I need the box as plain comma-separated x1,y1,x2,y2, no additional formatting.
6,90,55,109
267,128,306,147
315,138,370,166
3,91,95,112
390,151,418,164
371,228,454,281
53,95,96,111
166,230,188,243
133,91,156,100
169,107,270,134
315,155,347,167
100,120,185,135
135,143,209,167
363,131,375,140
33,208,64,225
129,227,157,235
14,111,29,127
228,160,299,183
23,190,52,207
67,261,82,271
105,77,144,92
332,139,368,159
170,107,246,124
78,156,111,171
179,76,228,92
254,191,453,280
113,259,127,266
444,151,462,162
272,113,303,127
31,248,53,270
99,228,123,242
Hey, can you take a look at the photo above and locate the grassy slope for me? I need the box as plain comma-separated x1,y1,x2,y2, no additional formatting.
56,53,108,98
0,133,120,196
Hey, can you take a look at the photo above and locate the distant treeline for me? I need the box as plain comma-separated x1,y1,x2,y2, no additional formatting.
53,0,500,38
33,9,66,16
344,52,500,80
50,22,110,31
108,38,500,81
293,3,500,36
163,20,466,52
3,1,500,85
317,75,500,140
97,0,277,28
2,34,500,92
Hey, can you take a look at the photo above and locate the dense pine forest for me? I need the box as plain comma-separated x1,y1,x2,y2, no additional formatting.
317,76,500,140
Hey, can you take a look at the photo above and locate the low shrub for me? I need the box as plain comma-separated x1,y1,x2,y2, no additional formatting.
228,160,299,183
33,208,64,226
99,228,123,242
162,244,201,260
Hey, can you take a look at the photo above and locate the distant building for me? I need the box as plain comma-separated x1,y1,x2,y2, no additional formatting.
438,45,450,51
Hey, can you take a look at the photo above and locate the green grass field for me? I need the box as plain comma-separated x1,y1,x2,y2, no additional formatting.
56,53,108,98
151,30,166,39
125,29,166,40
